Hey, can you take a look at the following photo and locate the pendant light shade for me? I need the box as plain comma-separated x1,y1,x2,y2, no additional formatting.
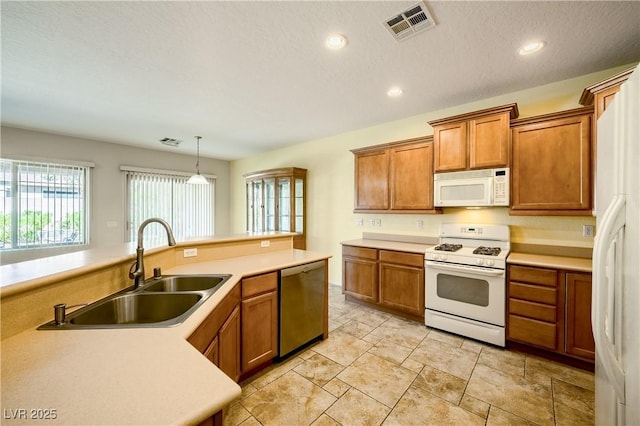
187,136,209,185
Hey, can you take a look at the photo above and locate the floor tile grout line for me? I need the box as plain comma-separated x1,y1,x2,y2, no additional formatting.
235,288,593,426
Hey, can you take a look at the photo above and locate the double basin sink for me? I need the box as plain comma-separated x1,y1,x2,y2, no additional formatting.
38,274,231,330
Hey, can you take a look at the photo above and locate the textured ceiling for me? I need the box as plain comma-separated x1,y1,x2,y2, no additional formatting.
2,1,639,160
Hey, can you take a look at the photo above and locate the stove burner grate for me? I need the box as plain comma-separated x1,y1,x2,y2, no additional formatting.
473,246,502,256
434,243,463,252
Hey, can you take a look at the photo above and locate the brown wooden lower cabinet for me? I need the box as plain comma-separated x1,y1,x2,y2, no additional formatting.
343,246,378,303
196,410,223,426
203,335,219,365
379,250,424,318
342,245,424,321
507,264,594,362
241,272,278,374
187,285,241,426
565,272,596,359
188,283,241,381
508,314,557,351
218,305,240,381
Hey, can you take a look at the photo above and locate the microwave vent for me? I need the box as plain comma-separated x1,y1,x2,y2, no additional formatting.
384,2,436,41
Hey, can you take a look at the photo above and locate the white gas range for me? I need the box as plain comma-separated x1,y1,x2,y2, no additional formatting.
424,224,510,347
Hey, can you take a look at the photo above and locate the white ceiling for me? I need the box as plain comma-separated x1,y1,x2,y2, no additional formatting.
2,1,639,160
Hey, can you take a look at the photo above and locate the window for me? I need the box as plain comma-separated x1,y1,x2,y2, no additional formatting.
0,158,90,250
123,167,215,243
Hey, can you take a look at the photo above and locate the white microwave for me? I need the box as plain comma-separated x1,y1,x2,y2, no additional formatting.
434,168,509,207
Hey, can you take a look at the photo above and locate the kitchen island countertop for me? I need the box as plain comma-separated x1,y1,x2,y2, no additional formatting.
1,248,331,426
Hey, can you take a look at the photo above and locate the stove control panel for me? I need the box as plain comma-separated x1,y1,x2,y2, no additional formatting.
475,259,496,266
460,226,483,235
427,253,448,261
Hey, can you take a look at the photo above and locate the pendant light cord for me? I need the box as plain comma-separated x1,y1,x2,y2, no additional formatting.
195,136,201,174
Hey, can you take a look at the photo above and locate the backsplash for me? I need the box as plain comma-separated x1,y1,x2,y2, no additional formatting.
351,207,596,249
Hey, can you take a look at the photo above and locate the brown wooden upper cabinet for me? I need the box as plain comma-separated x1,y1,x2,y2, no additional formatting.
352,136,438,213
510,107,593,215
428,104,519,172
579,66,635,120
244,167,306,249
579,67,634,196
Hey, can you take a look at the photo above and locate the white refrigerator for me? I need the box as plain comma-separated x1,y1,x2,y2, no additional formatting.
592,63,640,426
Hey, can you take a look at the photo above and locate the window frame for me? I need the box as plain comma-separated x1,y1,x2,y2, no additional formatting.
1,156,93,251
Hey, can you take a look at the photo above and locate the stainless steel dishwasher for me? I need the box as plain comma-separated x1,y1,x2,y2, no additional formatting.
279,260,326,358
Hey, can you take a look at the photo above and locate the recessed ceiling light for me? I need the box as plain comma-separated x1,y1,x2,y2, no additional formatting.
325,34,347,50
518,41,546,56
387,87,403,97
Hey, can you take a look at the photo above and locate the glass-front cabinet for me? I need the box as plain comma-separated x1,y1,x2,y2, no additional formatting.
244,167,307,249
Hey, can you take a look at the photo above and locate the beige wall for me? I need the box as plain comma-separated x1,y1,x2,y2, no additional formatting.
0,127,231,264
230,64,635,285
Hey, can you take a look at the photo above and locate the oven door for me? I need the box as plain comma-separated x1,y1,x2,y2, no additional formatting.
425,260,505,326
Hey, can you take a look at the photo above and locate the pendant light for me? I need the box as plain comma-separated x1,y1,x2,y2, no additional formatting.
187,136,209,185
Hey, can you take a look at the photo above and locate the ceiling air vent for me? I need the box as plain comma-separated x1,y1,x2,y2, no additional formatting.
159,137,182,147
384,2,436,41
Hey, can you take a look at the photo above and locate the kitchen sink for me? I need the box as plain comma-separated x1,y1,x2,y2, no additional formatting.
68,293,203,326
140,274,230,293
38,274,232,330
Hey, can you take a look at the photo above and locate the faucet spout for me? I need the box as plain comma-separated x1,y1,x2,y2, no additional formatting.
130,218,177,288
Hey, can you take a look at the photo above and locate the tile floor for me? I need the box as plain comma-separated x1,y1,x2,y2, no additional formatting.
224,284,595,426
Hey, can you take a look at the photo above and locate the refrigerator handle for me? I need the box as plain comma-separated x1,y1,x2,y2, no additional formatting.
592,194,627,403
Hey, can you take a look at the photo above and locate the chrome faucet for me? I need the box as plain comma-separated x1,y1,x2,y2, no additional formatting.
129,218,176,288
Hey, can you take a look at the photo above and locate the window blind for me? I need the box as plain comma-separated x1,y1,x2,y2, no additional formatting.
124,170,214,243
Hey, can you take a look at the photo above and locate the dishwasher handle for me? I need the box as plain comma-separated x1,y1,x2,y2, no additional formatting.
280,260,325,277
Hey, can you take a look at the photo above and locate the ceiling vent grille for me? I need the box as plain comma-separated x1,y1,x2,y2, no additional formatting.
384,2,436,41
159,137,182,147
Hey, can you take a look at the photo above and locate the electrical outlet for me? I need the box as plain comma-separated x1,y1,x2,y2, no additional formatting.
355,218,364,227
183,248,198,258
261,240,270,247
583,225,594,237
375,218,382,227
369,219,376,227
416,220,424,230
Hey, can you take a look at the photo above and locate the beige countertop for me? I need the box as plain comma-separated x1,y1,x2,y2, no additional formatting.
341,238,433,254
507,252,592,273
1,248,331,425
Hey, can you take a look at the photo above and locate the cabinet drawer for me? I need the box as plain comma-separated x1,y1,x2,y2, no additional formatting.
242,272,278,299
342,245,378,260
379,250,424,268
508,314,557,351
509,282,557,305
509,265,557,287
509,298,556,322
